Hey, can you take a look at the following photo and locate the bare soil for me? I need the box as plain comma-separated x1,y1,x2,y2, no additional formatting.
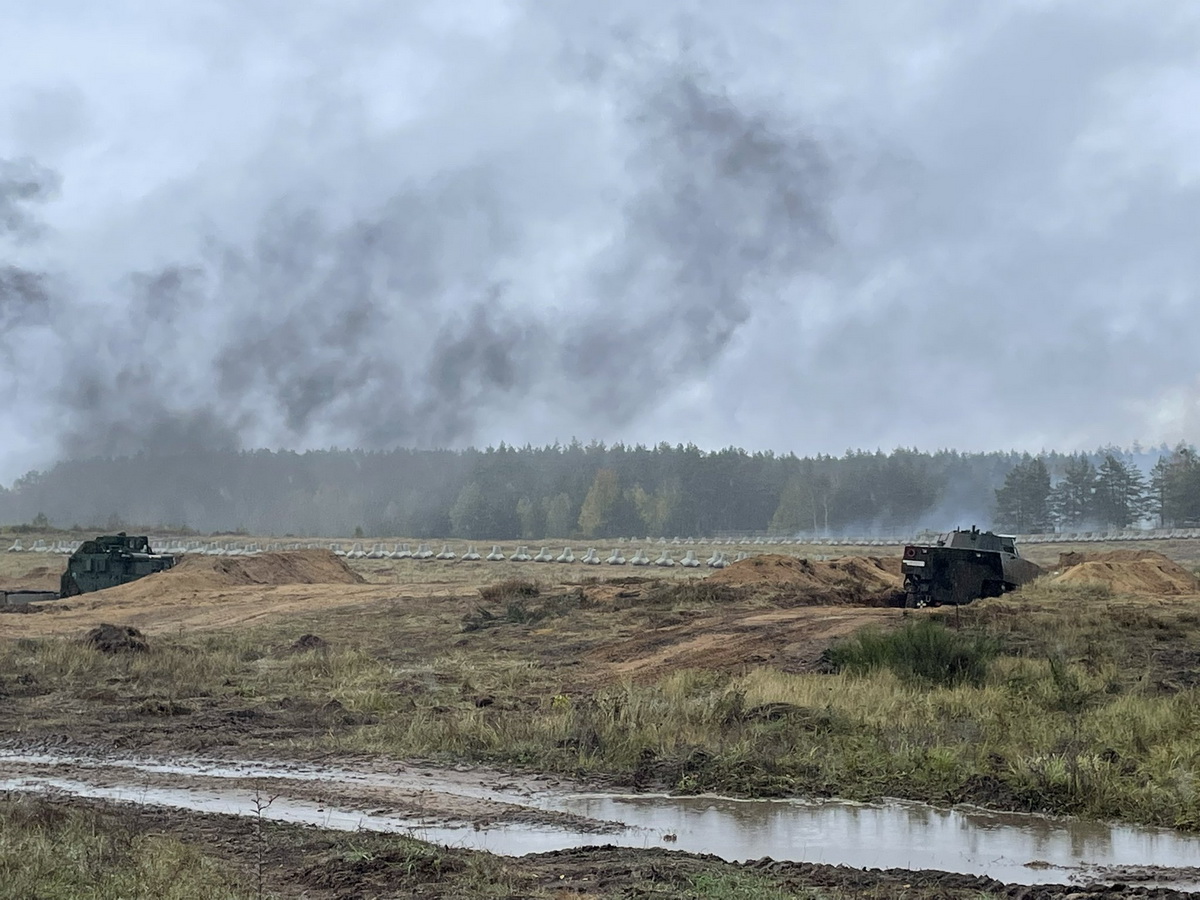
122,549,364,593
1054,549,1200,594
589,606,898,679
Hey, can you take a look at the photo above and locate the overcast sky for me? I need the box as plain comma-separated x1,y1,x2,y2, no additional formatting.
2,0,1198,484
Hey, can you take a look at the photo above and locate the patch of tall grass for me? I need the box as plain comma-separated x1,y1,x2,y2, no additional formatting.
0,798,251,900
825,619,998,687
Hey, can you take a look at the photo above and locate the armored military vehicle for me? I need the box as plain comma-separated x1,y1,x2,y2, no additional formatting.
901,526,1041,608
59,532,176,597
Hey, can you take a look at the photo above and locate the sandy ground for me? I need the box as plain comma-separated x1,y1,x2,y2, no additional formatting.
3,540,1196,646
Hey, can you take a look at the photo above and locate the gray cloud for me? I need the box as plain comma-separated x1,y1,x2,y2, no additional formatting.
1,1,1199,480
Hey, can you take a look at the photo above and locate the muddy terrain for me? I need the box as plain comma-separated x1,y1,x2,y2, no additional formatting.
3,538,1200,897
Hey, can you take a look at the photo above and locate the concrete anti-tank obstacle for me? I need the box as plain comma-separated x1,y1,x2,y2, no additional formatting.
485,545,506,561
629,548,650,566
654,550,675,567
390,543,411,559
680,550,701,568
606,549,626,565
556,547,575,564
435,544,456,560
6,539,24,552
330,543,346,556
30,540,47,553
366,543,386,559
581,548,601,565
708,552,728,569
511,545,532,561
533,546,553,563
413,543,434,560
462,545,481,561
734,551,749,562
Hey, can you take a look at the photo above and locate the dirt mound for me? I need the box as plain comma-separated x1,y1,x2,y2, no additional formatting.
99,550,364,600
290,633,329,652
708,554,903,605
1054,550,1200,595
4,565,63,591
85,623,149,653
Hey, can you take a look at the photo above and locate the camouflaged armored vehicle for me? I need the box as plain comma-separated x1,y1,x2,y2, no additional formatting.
59,532,175,597
901,526,1040,608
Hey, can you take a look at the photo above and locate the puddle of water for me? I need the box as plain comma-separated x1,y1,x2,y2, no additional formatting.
4,751,1200,887
554,794,1200,886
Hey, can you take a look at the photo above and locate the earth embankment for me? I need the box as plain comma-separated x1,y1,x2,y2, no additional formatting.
707,553,903,605
1053,550,1200,594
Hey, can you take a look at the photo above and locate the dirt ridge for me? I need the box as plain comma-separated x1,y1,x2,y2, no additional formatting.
1053,550,1200,595
96,549,364,601
708,553,903,604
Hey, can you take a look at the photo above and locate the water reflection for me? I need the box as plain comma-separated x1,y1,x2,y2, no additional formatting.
2,751,1199,887
550,794,1199,884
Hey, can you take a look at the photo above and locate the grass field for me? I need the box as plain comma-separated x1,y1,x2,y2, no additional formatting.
5,536,1200,897
5,549,1200,830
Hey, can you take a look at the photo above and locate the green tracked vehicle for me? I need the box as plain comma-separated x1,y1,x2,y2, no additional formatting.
59,532,175,597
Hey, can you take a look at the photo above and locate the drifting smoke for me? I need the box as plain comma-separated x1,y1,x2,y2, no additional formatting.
2,1,1200,483
564,70,832,413
5,55,839,464
0,159,56,372
0,157,58,238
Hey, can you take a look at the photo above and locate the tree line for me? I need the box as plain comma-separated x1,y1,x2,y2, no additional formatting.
993,447,1200,533
0,442,1194,539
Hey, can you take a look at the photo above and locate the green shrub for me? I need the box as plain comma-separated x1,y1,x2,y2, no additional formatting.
477,578,540,604
461,590,579,632
826,619,998,687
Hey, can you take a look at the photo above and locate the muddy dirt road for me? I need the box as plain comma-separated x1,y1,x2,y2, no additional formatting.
4,746,1200,892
